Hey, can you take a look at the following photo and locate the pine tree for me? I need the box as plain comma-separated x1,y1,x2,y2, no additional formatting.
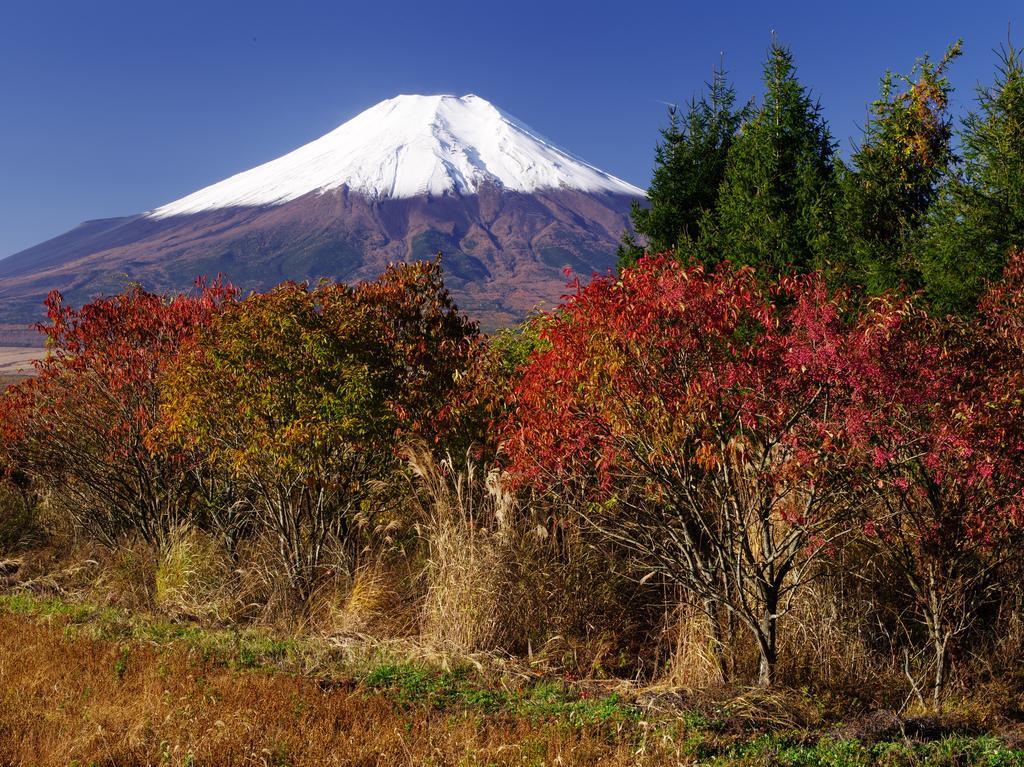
705,41,837,278
918,42,1024,314
617,66,745,269
837,43,961,295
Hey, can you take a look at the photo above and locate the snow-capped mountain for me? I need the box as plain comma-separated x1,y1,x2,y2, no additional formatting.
152,94,642,216
0,94,644,341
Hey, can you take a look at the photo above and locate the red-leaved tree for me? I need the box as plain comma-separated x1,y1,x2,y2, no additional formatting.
502,256,867,685
847,256,1024,709
0,281,235,546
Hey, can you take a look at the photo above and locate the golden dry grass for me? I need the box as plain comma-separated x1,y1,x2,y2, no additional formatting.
0,611,677,767
407,445,514,653
154,527,235,622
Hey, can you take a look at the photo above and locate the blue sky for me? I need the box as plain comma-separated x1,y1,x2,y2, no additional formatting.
0,0,1020,257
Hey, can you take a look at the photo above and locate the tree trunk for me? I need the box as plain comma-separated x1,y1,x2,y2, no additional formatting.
933,634,946,712
756,590,779,686
925,574,950,713
704,599,729,682
931,623,949,713
756,631,778,686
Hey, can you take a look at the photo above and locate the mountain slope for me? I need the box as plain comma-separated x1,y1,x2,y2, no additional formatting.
0,94,644,339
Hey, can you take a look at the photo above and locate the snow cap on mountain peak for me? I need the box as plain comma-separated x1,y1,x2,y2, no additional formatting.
148,94,644,218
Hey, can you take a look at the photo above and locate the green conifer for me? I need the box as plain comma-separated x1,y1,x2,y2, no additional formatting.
918,42,1024,314
836,43,960,295
617,66,745,268
706,40,837,278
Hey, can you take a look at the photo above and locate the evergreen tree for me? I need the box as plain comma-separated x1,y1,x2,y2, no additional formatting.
837,43,960,295
705,41,837,278
617,67,745,269
919,43,1024,314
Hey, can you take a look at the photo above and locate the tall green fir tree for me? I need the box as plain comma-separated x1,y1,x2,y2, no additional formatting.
837,43,961,295
617,66,746,269
705,40,837,278
919,42,1024,314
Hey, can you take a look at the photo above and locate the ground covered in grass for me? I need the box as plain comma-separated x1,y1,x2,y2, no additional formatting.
1,593,1023,766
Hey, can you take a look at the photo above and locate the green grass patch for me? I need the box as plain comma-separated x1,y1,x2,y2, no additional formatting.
0,592,305,672
694,733,1024,766
361,660,640,724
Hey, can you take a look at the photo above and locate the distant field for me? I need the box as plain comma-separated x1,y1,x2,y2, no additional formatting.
0,346,41,378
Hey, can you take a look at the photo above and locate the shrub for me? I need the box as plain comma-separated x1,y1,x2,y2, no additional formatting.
0,469,36,555
0,281,234,547
504,255,875,686
160,261,481,602
843,254,1024,709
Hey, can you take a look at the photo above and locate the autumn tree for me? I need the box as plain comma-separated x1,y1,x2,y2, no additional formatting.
160,261,480,600
352,259,485,457
502,256,864,686
844,264,1024,709
442,312,552,465
0,281,234,547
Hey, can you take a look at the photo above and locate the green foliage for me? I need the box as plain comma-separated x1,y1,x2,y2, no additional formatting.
618,65,746,268
362,663,500,710
113,645,130,681
704,41,837,278
487,314,548,378
836,43,961,294
361,661,639,724
165,280,393,476
621,36,1024,315
162,279,390,598
708,734,1024,767
431,312,551,463
919,43,1024,314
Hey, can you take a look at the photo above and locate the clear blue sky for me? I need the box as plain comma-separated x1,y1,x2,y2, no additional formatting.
1,0,1020,257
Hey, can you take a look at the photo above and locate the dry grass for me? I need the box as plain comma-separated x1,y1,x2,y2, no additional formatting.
657,600,729,690
781,580,891,691
5,460,1023,760
719,686,824,731
0,611,674,767
91,539,159,610
302,558,418,639
404,446,648,676
407,445,515,653
1,588,1022,766
154,527,234,621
